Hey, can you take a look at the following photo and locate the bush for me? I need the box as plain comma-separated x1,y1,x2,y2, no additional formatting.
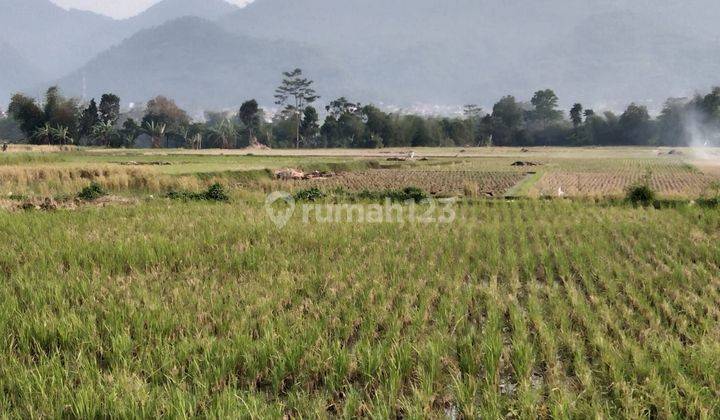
204,183,230,201
359,187,429,203
78,183,107,201
294,187,325,201
626,170,655,206
626,184,655,205
167,183,229,202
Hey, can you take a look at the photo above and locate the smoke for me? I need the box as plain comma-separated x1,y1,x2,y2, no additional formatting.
681,108,720,161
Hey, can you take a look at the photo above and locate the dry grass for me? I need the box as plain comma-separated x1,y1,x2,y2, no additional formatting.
0,165,207,196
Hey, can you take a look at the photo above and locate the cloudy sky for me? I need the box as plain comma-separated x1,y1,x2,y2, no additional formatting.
51,0,251,19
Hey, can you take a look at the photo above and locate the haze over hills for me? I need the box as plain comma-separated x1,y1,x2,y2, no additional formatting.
0,0,114,78
3,0,720,113
0,43,47,103
119,0,239,34
0,0,241,104
57,17,345,111
219,0,720,110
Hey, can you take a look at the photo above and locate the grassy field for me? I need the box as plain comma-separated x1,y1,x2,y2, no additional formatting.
0,146,719,417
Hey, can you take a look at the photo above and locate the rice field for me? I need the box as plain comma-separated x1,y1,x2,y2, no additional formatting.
0,146,719,417
297,170,527,197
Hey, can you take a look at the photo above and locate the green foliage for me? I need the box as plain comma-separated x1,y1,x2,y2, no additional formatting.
626,172,656,205
530,89,563,124
294,187,325,201
8,93,46,138
99,93,121,125
359,186,429,202
78,182,107,201
142,96,190,142
79,99,100,140
275,68,320,148
167,183,230,202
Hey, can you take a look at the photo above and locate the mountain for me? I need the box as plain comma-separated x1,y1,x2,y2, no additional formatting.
0,0,242,98
217,0,720,109
0,42,46,104
121,0,239,33
525,10,720,110
0,0,116,76
6,0,720,111
56,17,345,111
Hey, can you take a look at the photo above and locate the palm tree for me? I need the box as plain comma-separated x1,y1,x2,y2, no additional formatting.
143,121,167,149
51,126,73,147
208,119,237,149
33,124,54,145
91,121,115,147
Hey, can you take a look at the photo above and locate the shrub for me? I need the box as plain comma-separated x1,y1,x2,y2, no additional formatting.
78,183,107,201
204,183,230,201
358,187,429,203
294,187,325,201
167,183,229,202
626,184,655,205
626,170,655,206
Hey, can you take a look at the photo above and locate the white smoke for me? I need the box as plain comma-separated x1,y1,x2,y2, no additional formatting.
682,109,720,161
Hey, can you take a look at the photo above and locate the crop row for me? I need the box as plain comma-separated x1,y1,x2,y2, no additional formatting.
531,171,719,197
1,200,718,417
296,170,526,196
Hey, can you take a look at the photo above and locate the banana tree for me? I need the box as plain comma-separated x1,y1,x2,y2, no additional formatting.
51,126,73,147
208,119,237,149
91,121,115,147
143,121,167,149
33,123,54,145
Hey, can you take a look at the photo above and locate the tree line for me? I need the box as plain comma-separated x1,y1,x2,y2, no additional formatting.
3,69,719,148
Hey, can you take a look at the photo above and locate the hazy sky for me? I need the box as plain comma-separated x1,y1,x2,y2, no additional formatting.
51,0,251,19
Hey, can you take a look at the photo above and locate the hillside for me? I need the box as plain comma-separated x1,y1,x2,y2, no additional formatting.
0,0,242,95
4,0,720,110
218,0,720,108
0,43,47,104
0,0,117,76
56,17,345,110
120,0,239,33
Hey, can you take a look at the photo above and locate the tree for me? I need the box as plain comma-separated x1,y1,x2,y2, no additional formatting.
570,103,584,128
143,96,190,132
299,106,319,146
99,93,121,125
8,94,45,139
326,97,360,119
657,98,687,146
33,123,54,145
274,68,320,148
119,118,141,148
583,109,595,121
238,99,261,143
208,118,237,149
491,96,524,146
143,121,167,149
463,104,484,119
43,87,80,139
91,121,115,147
619,103,654,145
79,99,100,140
363,105,395,148
51,126,73,146
530,89,562,125
406,116,433,147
